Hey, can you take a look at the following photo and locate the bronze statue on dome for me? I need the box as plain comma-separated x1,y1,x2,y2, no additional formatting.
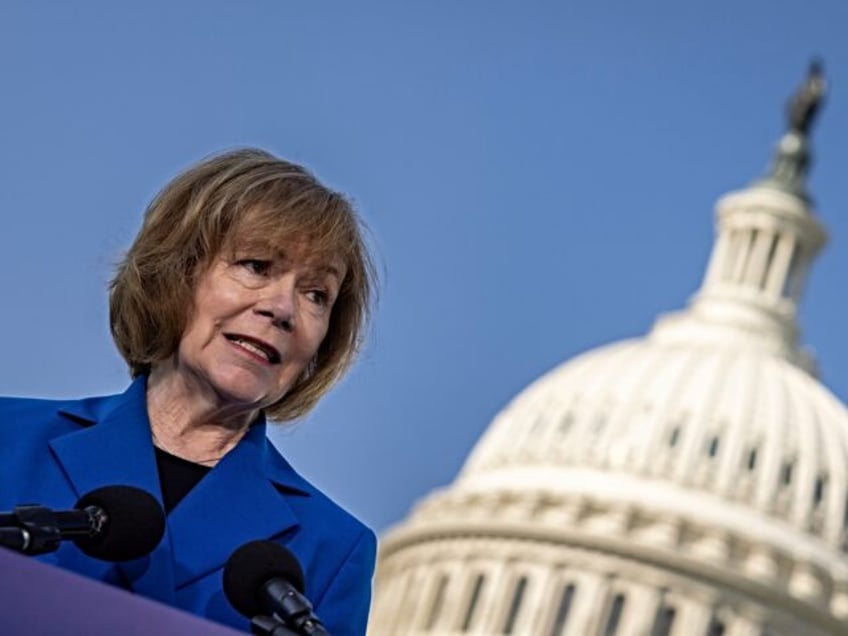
758,60,826,200
787,59,826,136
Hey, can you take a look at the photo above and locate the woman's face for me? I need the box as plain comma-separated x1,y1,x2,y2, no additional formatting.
173,243,346,414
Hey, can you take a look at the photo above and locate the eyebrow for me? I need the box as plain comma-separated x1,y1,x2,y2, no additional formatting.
313,264,343,281
231,242,343,281
280,255,343,281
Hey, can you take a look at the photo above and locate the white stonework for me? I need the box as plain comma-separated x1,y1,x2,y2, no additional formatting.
369,119,848,633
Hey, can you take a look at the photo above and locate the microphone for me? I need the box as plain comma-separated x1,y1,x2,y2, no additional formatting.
223,540,330,636
0,485,166,562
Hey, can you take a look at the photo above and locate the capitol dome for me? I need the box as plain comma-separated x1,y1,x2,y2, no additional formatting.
369,67,848,636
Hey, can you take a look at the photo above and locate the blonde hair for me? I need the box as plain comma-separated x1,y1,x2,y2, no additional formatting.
110,148,376,421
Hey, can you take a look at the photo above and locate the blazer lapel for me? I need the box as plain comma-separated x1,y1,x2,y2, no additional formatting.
48,377,176,605
48,379,310,597
167,418,304,589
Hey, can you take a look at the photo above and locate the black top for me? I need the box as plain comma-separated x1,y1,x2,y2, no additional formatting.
154,447,212,514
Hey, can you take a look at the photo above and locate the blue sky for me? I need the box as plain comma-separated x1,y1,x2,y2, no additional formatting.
2,2,847,533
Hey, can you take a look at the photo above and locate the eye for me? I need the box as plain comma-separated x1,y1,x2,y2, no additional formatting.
238,259,272,276
306,289,329,306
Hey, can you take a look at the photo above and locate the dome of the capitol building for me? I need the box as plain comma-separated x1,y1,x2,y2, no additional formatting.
368,65,848,636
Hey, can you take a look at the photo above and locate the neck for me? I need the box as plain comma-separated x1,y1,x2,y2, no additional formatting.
146,362,259,466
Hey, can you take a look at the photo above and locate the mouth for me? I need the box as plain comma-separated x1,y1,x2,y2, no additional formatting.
224,334,281,364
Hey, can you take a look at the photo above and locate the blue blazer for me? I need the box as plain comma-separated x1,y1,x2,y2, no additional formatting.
0,377,376,635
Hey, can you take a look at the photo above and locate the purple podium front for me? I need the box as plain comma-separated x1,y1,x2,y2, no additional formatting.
0,547,244,635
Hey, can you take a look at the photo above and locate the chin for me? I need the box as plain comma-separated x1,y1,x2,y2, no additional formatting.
220,384,279,408
208,373,284,411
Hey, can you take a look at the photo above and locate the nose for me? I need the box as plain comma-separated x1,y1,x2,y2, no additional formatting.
255,276,296,332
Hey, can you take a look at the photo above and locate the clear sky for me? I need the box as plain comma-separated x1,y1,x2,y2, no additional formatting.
2,2,847,533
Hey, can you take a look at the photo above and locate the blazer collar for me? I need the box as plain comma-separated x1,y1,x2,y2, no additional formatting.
50,376,312,593
52,377,160,502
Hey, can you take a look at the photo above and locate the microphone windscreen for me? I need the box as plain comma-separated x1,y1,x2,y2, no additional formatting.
223,540,305,618
73,485,165,561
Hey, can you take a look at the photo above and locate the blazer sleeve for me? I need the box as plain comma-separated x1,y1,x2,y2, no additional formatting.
313,527,378,636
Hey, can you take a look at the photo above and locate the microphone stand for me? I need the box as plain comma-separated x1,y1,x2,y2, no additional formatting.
250,609,330,636
250,615,299,636
0,505,64,555
261,580,331,635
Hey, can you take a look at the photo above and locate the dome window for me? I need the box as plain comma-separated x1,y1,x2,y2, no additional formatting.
547,583,575,636
668,427,682,448
501,575,528,634
461,573,486,631
758,233,780,290
737,228,759,284
813,474,827,507
601,593,625,636
706,615,726,636
746,447,759,471
781,245,804,300
727,228,754,283
707,435,721,458
650,602,676,636
781,459,795,486
424,573,448,631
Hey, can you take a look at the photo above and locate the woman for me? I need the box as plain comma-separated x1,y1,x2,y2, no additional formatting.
0,149,377,635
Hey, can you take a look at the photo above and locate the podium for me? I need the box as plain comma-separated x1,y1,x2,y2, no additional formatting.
0,547,243,635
